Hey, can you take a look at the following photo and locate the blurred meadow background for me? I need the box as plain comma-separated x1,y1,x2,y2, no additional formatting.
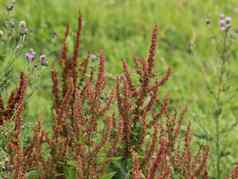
1,0,238,178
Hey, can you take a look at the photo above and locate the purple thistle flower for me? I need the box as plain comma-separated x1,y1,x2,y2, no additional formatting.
25,49,36,62
219,19,226,31
219,14,232,32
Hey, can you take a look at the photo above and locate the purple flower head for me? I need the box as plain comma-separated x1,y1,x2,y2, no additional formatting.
219,14,232,32
25,49,36,62
40,53,47,66
219,19,226,31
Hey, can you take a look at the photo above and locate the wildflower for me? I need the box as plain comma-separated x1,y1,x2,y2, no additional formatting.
219,18,226,31
219,14,232,32
40,53,47,66
25,49,36,62
19,20,28,35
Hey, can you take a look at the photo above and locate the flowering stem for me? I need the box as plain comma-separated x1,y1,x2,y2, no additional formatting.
214,30,229,179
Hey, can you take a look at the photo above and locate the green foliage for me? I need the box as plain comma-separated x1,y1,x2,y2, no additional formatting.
64,160,77,179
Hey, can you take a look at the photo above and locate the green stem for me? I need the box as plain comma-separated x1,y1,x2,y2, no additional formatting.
215,111,220,179
214,30,229,179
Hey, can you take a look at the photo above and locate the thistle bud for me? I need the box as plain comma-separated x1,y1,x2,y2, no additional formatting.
40,53,47,66
225,16,232,24
19,21,28,35
6,1,15,12
235,28,238,34
19,21,26,28
225,16,232,29
219,14,232,32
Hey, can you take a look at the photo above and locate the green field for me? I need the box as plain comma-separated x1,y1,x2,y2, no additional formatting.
1,0,238,178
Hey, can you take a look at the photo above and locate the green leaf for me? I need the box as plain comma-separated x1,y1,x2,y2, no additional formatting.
64,160,77,179
101,172,116,179
27,170,40,179
67,160,77,167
